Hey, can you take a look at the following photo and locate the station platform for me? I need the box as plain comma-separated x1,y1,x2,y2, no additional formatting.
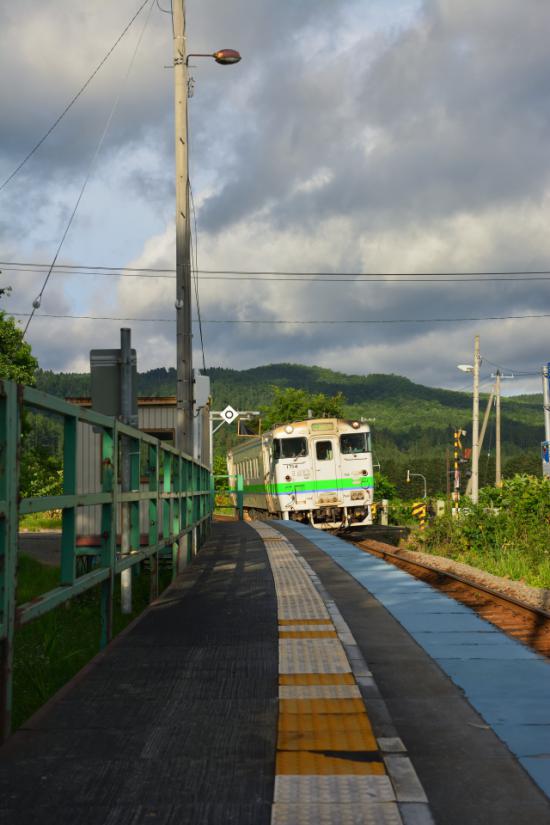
2,520,550,824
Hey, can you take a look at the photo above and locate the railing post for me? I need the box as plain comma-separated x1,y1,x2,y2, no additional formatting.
209,472,215,522
129,436,140,554
60,415,77,585
100,424,116,649
0,381,21,743
237,474,244,520
186,459,193,562
148,443,159,601
174,455,184,572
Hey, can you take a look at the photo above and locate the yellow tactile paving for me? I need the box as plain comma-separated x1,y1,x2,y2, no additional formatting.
278,712,374,734
279,630,338,639
276,751,386,776
278,728,378,752
249,522,395,824
278,619,334,626
279,698,367,714
279,673,357,686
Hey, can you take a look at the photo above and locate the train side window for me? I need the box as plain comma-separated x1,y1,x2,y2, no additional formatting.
340,433,371,454
316,441,333,461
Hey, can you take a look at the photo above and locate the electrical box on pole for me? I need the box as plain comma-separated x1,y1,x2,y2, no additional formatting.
90,341,137,423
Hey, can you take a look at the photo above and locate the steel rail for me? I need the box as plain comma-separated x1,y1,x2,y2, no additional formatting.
349,539,550,662
353,539,550,621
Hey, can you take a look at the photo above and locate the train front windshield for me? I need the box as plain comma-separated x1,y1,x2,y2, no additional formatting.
273,437,308,459
340,432,371,454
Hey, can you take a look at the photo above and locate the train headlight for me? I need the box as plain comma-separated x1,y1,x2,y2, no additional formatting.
352,421,360,429
285,475,292,482
285,425,294,434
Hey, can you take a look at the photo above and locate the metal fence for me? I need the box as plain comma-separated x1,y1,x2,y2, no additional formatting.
0,379,212,741
213,474,244,520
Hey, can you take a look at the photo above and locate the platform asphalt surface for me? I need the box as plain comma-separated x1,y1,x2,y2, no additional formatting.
274,521,550,825
4,519,550,824
1,522,279,825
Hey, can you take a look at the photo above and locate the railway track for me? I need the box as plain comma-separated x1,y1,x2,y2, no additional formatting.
352,538,550,659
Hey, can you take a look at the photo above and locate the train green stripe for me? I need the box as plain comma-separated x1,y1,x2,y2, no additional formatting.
242,477,374,496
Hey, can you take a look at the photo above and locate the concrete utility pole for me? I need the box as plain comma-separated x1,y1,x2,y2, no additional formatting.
543,364,550,445
495,370,502,487
465,386,494,498
471,335,481,504
120,328,133,614
543,364,550,477
173,0,193,455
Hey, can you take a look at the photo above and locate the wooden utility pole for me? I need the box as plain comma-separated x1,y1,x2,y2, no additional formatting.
465,386,494,498
495,370,502,487
173,0,193,455
543,365,550,477
471,335,481,504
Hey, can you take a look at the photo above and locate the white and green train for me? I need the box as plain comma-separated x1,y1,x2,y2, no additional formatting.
226,418,374,529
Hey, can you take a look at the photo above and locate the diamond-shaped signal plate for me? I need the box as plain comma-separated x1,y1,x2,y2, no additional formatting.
221,404,238,424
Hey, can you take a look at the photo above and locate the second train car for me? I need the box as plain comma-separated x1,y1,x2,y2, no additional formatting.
226,417,374,529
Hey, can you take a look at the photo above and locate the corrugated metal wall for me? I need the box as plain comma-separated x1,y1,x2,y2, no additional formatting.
76,404,178,540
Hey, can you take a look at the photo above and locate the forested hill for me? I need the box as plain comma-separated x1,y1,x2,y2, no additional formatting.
36,363,544,491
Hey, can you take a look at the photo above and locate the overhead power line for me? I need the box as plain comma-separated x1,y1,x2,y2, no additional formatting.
482,357,540,376
3,261,550,283
23,0,155,336
11,311,550,325
0,0,152,193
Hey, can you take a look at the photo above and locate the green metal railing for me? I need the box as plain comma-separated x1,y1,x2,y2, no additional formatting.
0,379,212,741
213,474,244,520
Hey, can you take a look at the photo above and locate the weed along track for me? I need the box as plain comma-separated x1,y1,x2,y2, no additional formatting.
352,538,550,659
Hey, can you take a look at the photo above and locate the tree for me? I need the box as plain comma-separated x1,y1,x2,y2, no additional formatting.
0,310,38,385
260,387,345,429
374,472,397,500
0,305,61,500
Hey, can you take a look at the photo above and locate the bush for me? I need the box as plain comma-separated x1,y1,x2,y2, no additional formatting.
374,472,397,500
415,475,550,587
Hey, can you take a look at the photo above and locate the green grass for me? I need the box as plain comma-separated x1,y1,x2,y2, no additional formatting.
13,554,172,730
414,514,550,588
417,537,550,589
19,513,62,531
408,475,550,589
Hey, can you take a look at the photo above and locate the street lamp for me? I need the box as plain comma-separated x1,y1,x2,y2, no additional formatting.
173,0,241,455
187,49,242,66
406,469,427,499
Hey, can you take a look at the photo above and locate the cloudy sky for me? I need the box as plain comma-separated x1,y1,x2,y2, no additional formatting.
1,0,549,394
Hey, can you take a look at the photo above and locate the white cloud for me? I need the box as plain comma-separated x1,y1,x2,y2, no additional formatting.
1,0,549,398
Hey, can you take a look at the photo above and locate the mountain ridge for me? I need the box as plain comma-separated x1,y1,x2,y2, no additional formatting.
35,362,543,493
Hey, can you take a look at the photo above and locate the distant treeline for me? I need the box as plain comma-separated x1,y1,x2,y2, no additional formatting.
35,363,544,496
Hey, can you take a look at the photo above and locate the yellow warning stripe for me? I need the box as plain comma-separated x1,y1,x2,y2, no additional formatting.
279,697,366,714
279,673,356,686
254,523,386,783
278,618,331,625
279,630,338,639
